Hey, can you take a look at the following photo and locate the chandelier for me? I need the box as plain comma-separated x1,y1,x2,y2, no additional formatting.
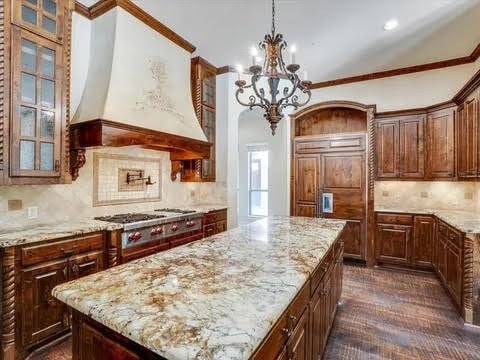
235,0,312,135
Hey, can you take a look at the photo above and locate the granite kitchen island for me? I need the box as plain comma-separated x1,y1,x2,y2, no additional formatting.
53,216,346,360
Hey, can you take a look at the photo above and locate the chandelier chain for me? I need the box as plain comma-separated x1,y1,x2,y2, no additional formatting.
271,0,276,36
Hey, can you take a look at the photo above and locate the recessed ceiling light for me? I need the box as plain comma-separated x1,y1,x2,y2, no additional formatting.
384,18,399,31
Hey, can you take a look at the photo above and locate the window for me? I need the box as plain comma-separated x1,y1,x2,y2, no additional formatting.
248,145,268,216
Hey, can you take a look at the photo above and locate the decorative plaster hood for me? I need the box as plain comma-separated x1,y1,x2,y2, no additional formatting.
70,7,210,179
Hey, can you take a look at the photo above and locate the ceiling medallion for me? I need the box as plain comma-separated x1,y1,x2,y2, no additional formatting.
235,0,312,135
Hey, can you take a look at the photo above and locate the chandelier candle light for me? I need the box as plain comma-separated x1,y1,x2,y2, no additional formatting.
235,0,312,135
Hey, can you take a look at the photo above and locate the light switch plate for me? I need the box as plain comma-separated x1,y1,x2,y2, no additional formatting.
27,206,38,219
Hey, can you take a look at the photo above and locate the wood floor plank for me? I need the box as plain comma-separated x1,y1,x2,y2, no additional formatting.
323,265,480,360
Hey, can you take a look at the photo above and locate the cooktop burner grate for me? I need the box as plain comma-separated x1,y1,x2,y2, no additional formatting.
94,213,167,224
155,208,197,214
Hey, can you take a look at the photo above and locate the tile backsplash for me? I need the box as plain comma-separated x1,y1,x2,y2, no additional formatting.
375,181,480,212
0,147,226,229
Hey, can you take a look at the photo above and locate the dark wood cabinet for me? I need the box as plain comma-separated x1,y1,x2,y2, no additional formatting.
399,116,425,178
457,92,479,178
21,258,69,347
287,309,309,360
376,213,434,269
1,0,73,185
180,57,217,182
12,232,107,358
413,216,435,267
426,108,455,179
292,134,367,262
376,223,411,265
376,115,425,180
202,209,228,238
376,119,399,178
434,220,464,309
294,154,319,216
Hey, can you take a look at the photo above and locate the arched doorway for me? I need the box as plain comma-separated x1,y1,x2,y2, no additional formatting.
290,101,376,266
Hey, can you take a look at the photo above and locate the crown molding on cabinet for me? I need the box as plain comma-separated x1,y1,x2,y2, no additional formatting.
375,100,457,118
73,0,196,53
454,68,480,104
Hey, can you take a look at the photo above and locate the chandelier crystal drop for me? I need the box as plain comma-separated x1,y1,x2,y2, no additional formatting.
235,0,312,135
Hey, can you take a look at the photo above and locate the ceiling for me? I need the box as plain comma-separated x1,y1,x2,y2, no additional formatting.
79,0,480,83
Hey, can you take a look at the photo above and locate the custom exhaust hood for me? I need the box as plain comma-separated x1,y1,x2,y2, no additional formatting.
70,7,211,179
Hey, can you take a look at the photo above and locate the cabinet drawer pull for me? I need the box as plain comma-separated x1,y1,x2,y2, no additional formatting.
61,248,75,257
289,315,297,322
281,327,290,337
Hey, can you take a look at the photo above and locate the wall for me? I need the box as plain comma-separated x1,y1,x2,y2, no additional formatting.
311,57,480,112
237,108,290,220
0,147,226,229
375,181,480,212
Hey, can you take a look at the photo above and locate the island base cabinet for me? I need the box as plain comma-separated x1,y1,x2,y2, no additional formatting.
72,310,163,360
67,233,345,360
286,310,309,360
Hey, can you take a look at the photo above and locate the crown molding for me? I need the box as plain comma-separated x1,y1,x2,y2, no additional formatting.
74,0,196,53
217,40,480,87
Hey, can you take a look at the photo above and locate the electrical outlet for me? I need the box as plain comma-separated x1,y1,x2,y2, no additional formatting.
27,206,38,219
464,192,473,200
8,199,23,211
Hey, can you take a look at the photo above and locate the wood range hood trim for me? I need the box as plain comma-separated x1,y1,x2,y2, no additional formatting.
69,119,212,181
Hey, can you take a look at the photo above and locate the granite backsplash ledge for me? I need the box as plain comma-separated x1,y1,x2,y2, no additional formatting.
0,147,227,229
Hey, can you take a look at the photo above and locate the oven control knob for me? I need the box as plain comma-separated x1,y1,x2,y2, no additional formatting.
157,227,163,234
134,231,142,240
172,225,178,232
150,228,157,236
128,233,136,242
187,220,195,227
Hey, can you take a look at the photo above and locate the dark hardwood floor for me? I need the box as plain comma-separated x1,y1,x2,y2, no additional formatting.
30,265,480,360
324,265,480,360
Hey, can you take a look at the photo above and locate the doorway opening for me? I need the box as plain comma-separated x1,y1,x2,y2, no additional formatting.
248,145,268,217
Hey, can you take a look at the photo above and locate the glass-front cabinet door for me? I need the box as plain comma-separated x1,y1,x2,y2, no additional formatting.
13,0,65,44
10,28,62,177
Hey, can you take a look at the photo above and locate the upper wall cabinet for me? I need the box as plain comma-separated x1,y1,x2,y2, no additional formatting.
426,108,455,179
13,0,66,44
457,90,479,178
180,57,217,182
0,0,72,185
376,104,458,181
376,115,425,180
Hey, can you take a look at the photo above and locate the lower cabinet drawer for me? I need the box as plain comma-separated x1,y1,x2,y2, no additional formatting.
203,210,227,225
377,213,413,226
22,233,104,267
170,232,203,248
203,224,216,238
121,240,169,263
311,248,333,295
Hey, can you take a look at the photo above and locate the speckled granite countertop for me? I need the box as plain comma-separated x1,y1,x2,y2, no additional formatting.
0,220,124,248
53,216,346,360
0,205,228,248
375,208,480,235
